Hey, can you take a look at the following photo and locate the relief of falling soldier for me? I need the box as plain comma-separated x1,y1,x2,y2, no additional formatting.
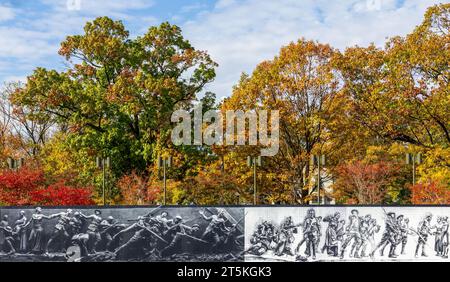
244,221,278,256
96,216,127,252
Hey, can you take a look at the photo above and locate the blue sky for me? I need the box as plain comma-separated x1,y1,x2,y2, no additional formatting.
0,0,448,99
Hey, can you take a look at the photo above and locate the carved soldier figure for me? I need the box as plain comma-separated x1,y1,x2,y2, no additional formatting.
360,218,380,257
98,216,126,252
151,212,174,233
199,209,228,251
303,213,322,260
45,209,74,254
415,213,434,258
340,209,362,259
113,216,164,259
80,210,103,253
275,216,298,257
68,212,84,237
322,212,341,256
371,212,400,258
160,223,201,257
441,217,449,258
0,215,16,255
399,217,411,255
434,216,448,257
379,214,403,257
246,222,276,256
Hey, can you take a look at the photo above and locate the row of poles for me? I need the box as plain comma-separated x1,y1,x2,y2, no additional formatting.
6,152,423,206
247,153,421,205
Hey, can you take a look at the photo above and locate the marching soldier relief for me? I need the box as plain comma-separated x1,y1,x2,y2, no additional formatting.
244,207,449,262
0,206,449,262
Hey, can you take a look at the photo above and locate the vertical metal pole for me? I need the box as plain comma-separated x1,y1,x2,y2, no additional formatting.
253,158,257,205
317,157,320,205
163,159,167,206
412,155,416,185
102,159,106,206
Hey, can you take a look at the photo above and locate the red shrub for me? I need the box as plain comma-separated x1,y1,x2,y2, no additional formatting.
0,167,94,206
30,183,94,206
0,167,45,205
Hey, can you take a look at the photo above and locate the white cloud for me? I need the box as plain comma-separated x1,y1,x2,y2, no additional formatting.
180,2,208,14
0,27,56,58
215,0,237,9
0,5,15,21
181,0,448,99
40,0,154,15
2,75,27,83
0,0,157,79
1,0,448,99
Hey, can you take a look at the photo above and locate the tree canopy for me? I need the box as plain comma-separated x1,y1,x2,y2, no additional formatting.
1,4,449,206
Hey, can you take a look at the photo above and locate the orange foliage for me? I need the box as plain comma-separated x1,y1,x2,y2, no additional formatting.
117,171,149,205
333,161,399,204
410,182,450,205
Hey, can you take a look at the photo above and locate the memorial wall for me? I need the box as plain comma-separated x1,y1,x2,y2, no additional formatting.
0,206,448,262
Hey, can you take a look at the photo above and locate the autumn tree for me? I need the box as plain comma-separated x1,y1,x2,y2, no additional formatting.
116,171,149,205
171,160,244,205
410,181,450,205
0,82,53,163
221,39,339,204
332,160,400,204
334,4,449,148
334,3,450,189
12,17,217,177
2,5,448,206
